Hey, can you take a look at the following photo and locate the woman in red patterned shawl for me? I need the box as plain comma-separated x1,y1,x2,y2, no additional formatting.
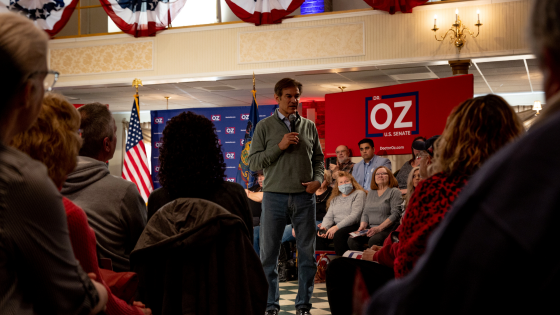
394,94,525,278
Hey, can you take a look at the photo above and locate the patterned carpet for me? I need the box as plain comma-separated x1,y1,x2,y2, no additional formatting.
278,281,331,315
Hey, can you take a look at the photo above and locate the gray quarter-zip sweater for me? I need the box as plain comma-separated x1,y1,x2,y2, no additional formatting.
248,109,324,193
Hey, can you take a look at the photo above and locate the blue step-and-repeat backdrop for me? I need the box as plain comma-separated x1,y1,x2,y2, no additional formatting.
150,104,278,189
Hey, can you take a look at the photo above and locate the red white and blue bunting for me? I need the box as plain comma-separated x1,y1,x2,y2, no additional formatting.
363,0,428,14
0,0,79,36
100,0,188,37
225,0,303,26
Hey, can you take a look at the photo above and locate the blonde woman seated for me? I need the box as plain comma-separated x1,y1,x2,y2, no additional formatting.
317,171,366,256
348,166,402,250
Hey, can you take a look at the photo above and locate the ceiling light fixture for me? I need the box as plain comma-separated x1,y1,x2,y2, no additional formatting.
431,8,483,52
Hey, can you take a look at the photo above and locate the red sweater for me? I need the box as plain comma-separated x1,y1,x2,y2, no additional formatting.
393,172,467,278
372,225,402,268
63,197,143,315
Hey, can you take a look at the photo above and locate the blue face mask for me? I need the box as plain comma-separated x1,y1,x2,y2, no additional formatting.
339,183,353,195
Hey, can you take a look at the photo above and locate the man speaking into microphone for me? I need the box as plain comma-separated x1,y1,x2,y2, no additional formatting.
248,78,324,315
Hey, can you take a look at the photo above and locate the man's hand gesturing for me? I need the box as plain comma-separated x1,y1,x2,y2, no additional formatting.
278,132,299,150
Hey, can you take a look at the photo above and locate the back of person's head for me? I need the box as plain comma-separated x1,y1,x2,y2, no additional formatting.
327,171,365,208
432,94,524,177
0,12,49,117
11,93,82,188
158,111,226,197
531,0,560,65
77,102,114,158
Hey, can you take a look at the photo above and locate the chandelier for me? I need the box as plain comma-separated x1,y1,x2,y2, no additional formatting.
431,9,483,52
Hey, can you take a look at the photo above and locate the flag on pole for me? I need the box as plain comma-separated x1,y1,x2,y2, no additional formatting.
122,96,153,202
236,90,259,188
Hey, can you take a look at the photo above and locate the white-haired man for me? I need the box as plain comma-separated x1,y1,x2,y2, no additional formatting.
367,1,560,314
62,103,146,272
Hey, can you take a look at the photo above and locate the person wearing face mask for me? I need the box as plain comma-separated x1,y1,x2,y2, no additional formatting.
316,172,366,256
348,166,402,250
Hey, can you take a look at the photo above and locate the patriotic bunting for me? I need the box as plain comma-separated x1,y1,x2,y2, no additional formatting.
100,0,188,37
225,0,304,26
363,0,428,14
0,0,79,36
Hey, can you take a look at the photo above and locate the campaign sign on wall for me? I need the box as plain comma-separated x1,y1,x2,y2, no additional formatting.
325,75,473,156
150,104,278,189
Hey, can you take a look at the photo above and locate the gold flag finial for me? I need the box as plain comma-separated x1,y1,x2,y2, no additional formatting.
132,78,143,95
252,72,256,92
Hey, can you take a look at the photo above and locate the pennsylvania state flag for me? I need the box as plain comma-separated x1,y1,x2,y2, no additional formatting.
236,91,259,188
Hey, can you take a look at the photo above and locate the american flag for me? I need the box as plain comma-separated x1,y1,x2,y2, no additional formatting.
122,96,153,202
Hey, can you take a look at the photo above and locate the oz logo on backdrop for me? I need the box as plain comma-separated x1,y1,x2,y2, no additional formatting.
366,92,419,137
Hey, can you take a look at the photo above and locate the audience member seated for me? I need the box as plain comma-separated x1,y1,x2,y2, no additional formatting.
348,166,402,250
287,169,333,242
329,145,355,184
132,198,267,315
369,95,525,314
395,136,426,194
413,136,438,179
325,166,420,315
317,171,365,256
11,93,151,315
147,111,253,240
392,94,525,279
352,139,391,191
248,170,265,254
401,166,421,220
62,103,147,272
0,12,107,314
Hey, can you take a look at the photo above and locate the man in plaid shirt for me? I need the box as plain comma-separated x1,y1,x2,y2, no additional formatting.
329,145,355,185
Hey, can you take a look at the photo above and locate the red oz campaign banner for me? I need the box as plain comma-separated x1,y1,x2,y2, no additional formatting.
325,75,474,156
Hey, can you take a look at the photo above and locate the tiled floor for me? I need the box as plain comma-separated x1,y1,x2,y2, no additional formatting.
278,281,331,315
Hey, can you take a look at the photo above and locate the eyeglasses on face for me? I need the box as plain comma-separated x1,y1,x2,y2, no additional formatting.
43,70,60,91
376,173,388,176
27,70,60,92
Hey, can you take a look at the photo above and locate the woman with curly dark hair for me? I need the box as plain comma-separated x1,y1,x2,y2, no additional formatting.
147,111,253,238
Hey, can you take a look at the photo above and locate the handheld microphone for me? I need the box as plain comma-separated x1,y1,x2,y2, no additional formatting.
289,113,297,133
